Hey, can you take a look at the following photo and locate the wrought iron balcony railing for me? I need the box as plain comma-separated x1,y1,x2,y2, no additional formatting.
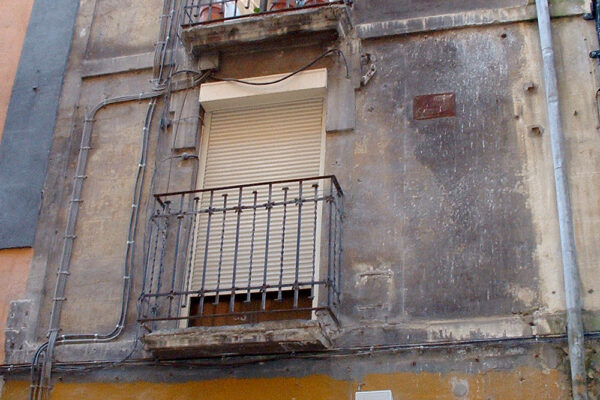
183,0,350,26
139,176,343,330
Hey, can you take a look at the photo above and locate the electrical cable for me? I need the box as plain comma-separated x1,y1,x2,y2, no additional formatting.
165,83,192,192
5,329,597,375
29,0,209,395
210,48,350,85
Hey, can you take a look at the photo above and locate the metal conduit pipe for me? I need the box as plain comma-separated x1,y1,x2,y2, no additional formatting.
46,92,162,342
30,68,210,399
29,93,161,400
30,0,185,396
156,0,177,86
535,1,588,399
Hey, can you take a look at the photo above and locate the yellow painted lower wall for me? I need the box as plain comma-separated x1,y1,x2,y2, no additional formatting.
0,248,32,364
0,368,569,399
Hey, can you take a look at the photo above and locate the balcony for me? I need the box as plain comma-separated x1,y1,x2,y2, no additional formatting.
180,0,353,54
139,176,343,357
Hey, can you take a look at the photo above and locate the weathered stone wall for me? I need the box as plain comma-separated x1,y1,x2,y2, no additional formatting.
3,0,600,398
0,343,580,399
0,0,35,364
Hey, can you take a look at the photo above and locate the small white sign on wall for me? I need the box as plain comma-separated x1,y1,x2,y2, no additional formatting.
355,390,393,400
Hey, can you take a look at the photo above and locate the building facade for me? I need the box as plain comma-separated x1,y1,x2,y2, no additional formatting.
1,0,600,399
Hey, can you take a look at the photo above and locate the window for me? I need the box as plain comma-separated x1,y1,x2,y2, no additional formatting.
183,69,327,326
138,69,343,332
185,96,326,326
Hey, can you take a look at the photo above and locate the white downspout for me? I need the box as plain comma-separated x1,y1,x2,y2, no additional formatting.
535,1,588,399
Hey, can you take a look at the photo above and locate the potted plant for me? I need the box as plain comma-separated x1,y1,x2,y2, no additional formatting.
269,0,297,11
302,0,330,5
198,2,224,21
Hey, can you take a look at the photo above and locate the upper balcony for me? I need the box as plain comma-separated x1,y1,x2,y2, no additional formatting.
180,0,353,54
139,176,343,358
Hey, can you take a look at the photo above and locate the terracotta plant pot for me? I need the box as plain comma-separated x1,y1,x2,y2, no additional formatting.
198,4,224,21
302,0,329,5
269,0,297,11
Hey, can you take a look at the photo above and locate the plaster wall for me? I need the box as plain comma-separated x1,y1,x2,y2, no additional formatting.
28,12,600,348
7,2,600,398
0,0,34,365
0,368,569,400
0,0,34,143
353,0,527,25
0,342,580,399
25,0,165,345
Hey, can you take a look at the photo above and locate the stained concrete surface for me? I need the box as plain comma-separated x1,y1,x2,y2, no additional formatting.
352,0,527,24
329,24,538,323
85,0,162,60
23,8,600,349
4,3,600,398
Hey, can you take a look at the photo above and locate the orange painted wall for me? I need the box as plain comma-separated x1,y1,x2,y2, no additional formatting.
0,249,32,364
0,367,569,399
0,0,34,143
0,0,35,365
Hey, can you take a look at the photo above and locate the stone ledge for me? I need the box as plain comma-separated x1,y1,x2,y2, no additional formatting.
143,319,332,359
181,4,352,54
356,3,585,39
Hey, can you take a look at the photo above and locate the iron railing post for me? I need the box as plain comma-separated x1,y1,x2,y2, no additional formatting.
140,176,343,325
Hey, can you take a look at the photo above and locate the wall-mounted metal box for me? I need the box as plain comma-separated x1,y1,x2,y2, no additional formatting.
356,390,393,400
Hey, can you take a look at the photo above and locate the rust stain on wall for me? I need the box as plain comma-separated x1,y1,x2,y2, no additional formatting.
413,93,456,120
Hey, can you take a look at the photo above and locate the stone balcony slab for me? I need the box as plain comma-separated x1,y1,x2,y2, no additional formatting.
181,4,352,55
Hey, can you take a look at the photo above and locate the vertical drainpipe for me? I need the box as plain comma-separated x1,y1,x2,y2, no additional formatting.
535,1,588,399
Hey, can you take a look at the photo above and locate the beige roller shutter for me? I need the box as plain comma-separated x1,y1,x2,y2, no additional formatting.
190,97,325,295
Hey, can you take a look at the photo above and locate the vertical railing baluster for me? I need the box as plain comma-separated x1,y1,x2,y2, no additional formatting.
246,191,258,302
193,0,200,17
277,187,289,301
168,194,186,317
199,191,214,316
261,184,273,311
214,193,228,305
184,0,192,24
336,192,343,302
310,183,319,300
331,191,339,306
140,217,156,320
327,181,334,310
182,197,199,308
293,181,303,308
139,176,343,325
230,187,243,313
147,213,161,301
154,201,171,321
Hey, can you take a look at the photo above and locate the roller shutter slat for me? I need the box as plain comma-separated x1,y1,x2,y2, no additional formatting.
191,98,324,292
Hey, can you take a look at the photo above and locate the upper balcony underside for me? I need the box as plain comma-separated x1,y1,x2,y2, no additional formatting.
181,3,352,54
